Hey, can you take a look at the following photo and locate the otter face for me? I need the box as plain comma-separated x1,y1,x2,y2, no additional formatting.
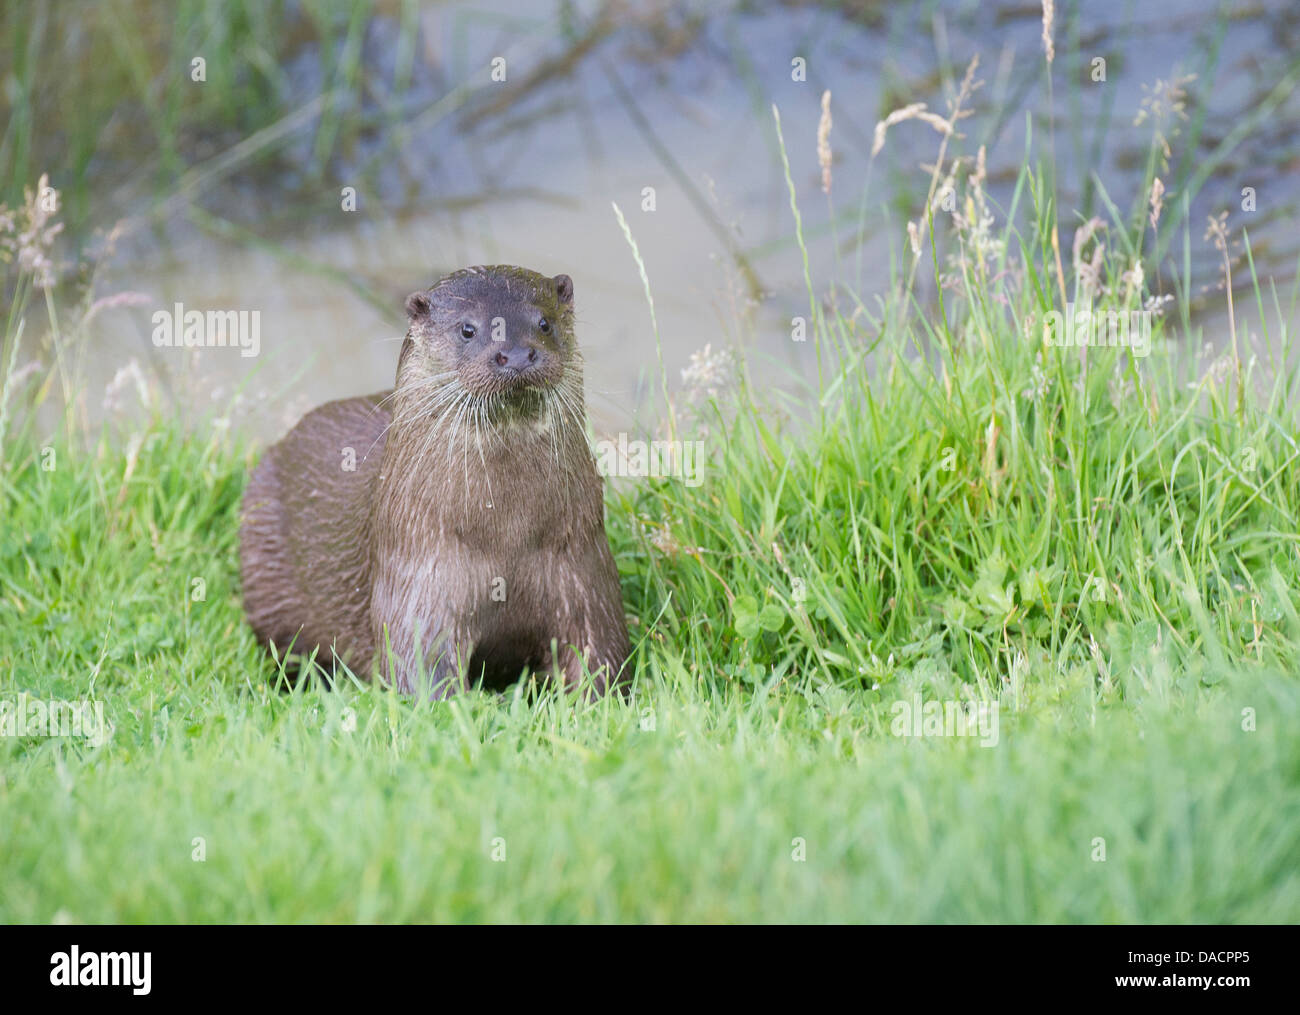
402,265,576,403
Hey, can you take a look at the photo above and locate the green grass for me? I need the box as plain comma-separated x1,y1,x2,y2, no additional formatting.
0,409,1296,920
0,414,1296,922
3,201,1300,921
0,1,372,223
3,7,1300,923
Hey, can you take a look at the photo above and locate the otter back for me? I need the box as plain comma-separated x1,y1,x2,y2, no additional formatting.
240,392,390,671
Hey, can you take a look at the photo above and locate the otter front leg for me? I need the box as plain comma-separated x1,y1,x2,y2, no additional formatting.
374,620,474,697
374,623,471,697
553,640,626,699
369,552,482,696
547,561,631,698
369,589,473,697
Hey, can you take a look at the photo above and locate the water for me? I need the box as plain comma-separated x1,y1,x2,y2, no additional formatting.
78,0,1300,439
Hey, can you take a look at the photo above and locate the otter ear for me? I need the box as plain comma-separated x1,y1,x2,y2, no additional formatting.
405,290,432,320
554,274,574,305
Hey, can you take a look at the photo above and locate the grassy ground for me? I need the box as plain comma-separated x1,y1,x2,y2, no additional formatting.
3,7,1300,923
4,190,1300,923
1,343,1298,920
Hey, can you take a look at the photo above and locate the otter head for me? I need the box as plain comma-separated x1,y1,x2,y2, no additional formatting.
400,265,577,415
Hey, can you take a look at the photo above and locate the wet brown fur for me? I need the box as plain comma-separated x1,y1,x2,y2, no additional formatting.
239,265,629,697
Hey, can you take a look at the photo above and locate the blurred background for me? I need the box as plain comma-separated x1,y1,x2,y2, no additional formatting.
3,0,1298,439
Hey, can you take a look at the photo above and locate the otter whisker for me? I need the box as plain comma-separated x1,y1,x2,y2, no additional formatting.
367,374,466,462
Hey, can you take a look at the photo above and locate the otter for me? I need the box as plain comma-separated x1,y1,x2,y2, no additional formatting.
239,265,630,698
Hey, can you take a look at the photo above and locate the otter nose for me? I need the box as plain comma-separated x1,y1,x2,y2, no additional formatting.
493,346,538,370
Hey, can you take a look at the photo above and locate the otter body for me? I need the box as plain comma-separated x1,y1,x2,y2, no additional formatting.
239,266,629,697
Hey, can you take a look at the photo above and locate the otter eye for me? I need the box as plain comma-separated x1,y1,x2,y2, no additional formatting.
461,323,476,340
538,317,551,334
